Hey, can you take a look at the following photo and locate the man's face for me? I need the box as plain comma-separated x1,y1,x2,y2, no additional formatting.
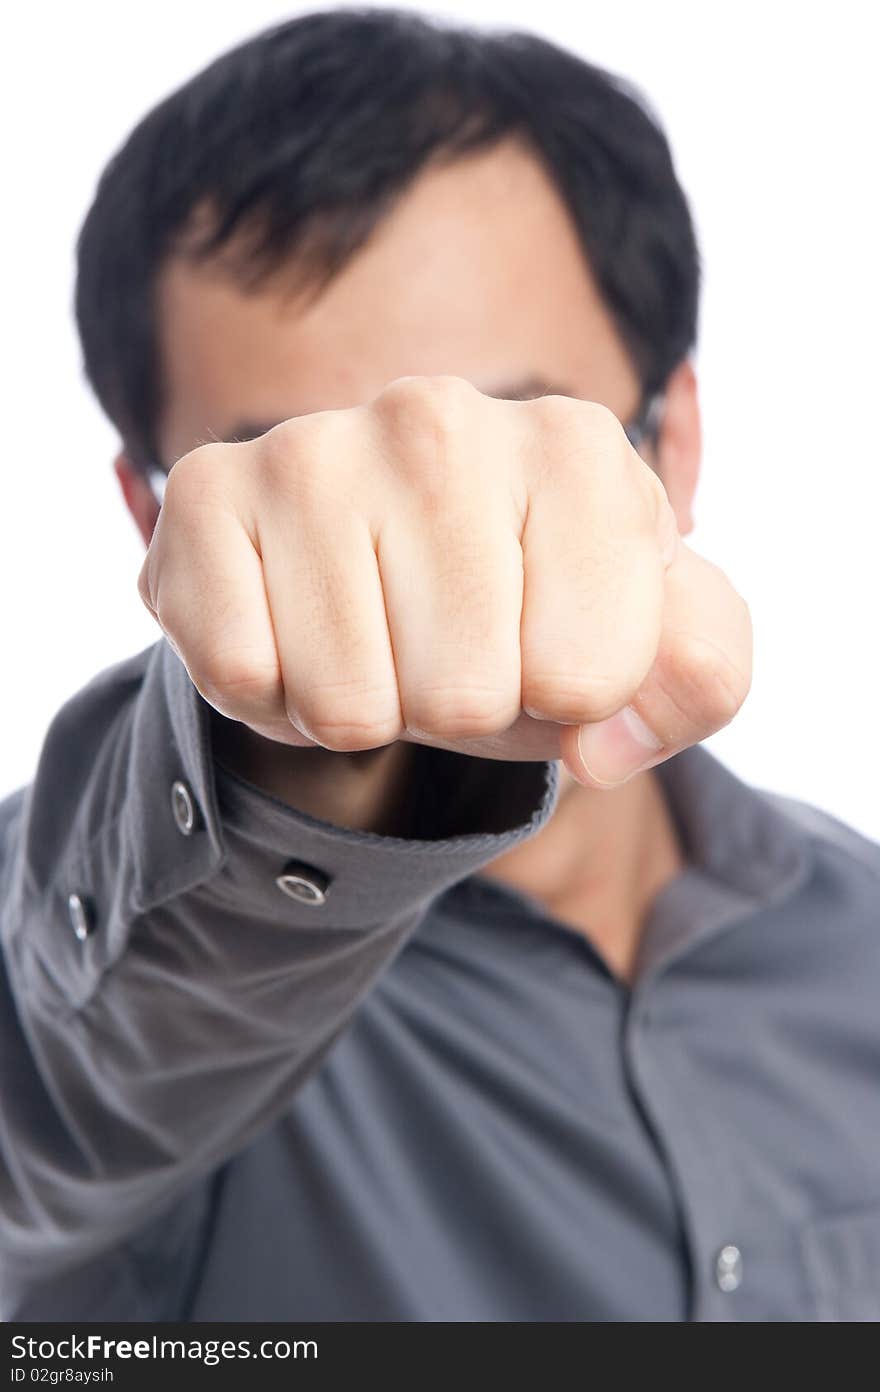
154,137,648,468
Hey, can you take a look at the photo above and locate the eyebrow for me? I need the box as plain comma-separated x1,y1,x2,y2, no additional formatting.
221,378,575,446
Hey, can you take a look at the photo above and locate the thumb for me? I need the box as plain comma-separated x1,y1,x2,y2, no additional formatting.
559,703,667,789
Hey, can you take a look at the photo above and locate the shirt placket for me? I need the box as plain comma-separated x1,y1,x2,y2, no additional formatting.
623,981,750,1321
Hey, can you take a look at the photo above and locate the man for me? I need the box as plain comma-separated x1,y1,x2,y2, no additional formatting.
1,7,878,1323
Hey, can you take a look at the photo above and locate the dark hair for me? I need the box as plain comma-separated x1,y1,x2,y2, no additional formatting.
74,6,700,473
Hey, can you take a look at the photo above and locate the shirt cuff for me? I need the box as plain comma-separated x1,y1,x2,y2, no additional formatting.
14,639,560,1012
132,638,562,932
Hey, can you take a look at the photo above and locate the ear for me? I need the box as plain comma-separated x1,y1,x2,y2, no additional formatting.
652,358,701,536
114,451,161,548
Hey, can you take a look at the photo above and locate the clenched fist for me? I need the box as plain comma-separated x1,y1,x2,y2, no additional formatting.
137,374,751,789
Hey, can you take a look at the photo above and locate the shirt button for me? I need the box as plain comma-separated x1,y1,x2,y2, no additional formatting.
275,859,331,906
171,780,199,836
68,892,94,942
715,1244,743,1293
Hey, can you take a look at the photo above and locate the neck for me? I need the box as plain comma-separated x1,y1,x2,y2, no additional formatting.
476,763,687,985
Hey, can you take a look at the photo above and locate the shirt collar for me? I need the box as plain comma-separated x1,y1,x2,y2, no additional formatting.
637,741,816,979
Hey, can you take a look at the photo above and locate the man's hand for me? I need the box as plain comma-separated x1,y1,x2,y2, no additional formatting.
138,375,751,789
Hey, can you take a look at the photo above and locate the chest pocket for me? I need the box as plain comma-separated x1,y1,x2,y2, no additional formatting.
801,1204,880,1321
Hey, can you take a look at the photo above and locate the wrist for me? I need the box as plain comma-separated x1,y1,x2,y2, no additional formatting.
208,707,419,835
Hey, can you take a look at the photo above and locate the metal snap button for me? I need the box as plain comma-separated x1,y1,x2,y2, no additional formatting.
275,859,331,906
68,892,94,942
715,1244,743,1293
171,780,198,836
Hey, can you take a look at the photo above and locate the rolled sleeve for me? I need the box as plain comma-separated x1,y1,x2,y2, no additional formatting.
11,639,559,1009
0,637,559,1290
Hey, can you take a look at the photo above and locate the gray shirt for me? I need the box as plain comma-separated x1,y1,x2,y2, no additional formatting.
1,638,879,1322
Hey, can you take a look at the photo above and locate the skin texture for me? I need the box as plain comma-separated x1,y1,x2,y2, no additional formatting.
117,137,750,982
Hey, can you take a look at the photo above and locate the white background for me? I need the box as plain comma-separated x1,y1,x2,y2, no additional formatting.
2,1,878,837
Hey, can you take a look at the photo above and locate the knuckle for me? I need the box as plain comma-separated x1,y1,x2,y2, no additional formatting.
404,683,519,741
522,669,625,725
293,705,404,753
583,397,630,448
532,395,624,444
374,377,478,503
257,414,353,517
529,395,618,442
255,418,313,493
374,374,474,442
166,442,228,501
195,651,279,713
378,372,475,411
525,397,587,482
530,399,630,491
290,681,403,752
664,631,752,731
527,393,582,447
526,392,582,428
